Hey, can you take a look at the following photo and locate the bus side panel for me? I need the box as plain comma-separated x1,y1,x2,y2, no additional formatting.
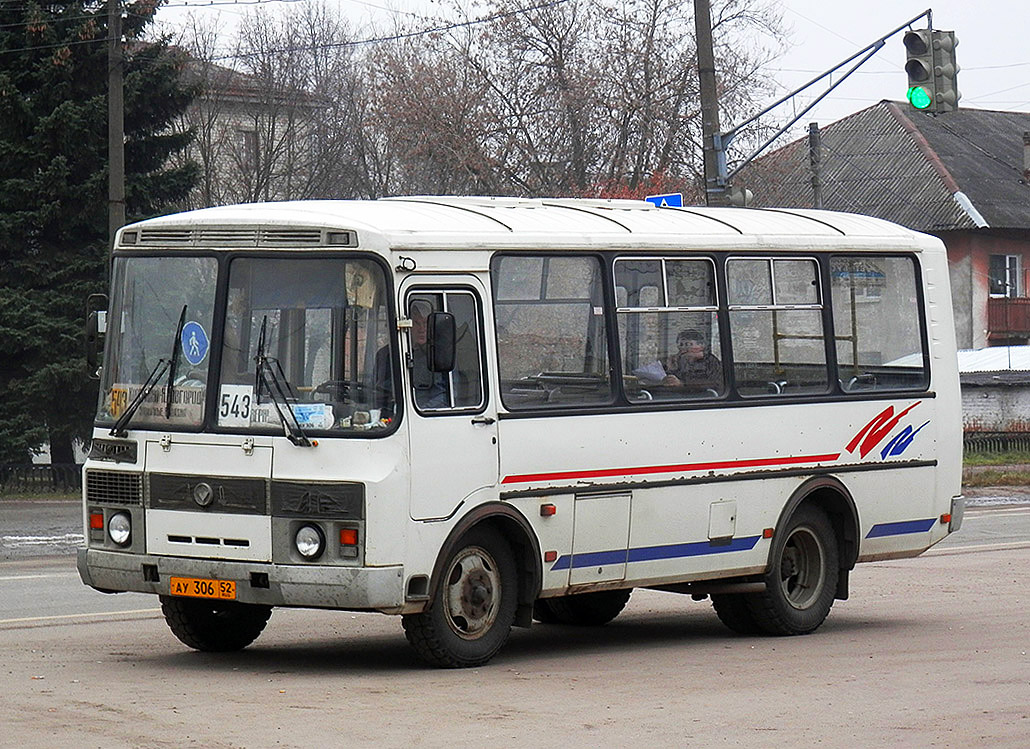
498,396,949,591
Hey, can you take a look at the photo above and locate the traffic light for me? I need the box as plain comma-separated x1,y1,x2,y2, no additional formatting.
904,29,960,113
904,29,935,110
932,30,960,112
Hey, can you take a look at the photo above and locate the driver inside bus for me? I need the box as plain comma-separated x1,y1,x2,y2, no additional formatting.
663,328,723,393
408,301,450,408
375,300,450,410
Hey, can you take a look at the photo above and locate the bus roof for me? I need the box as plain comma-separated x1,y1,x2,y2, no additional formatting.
118,196,931,252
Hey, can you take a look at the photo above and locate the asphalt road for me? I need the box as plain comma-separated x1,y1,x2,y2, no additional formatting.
1,496,1028,747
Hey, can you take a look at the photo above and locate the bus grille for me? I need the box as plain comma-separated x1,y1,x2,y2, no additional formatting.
86,470,143,505
133,227,324,247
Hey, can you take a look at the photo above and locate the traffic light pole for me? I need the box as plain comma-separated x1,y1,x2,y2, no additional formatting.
700,8,934,205
694,0,728,205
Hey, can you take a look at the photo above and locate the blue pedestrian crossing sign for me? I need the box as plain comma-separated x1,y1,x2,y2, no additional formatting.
181,321,209,366
645,193,683,208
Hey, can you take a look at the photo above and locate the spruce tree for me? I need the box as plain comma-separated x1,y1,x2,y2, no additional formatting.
0,1,196,464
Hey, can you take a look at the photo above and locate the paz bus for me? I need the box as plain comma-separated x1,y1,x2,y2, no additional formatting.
79,196,963,667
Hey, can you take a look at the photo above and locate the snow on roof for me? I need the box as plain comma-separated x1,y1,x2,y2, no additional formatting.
957,346,1030,373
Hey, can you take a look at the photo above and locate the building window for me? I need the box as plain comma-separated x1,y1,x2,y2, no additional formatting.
989,254,1021,298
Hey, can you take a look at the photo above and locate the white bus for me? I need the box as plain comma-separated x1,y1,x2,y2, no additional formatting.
79,197,963,667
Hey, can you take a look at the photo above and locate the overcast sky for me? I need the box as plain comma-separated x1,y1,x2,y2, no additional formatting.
155,0,1030,136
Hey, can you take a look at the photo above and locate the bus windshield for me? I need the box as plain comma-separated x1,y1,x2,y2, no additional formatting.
97,256,217,429
96,254,397,435
217,256,395,433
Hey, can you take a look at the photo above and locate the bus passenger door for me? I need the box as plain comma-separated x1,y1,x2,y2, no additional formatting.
402,280,499,521
570,492,631,585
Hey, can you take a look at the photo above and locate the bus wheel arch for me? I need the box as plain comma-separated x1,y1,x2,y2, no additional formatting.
403,504,541,667
772,476,859,600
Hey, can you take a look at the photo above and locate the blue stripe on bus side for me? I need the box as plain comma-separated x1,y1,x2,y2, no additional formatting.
865,518,936,538
551,535,762,571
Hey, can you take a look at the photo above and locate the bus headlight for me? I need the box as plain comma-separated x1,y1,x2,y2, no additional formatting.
108,512,132,546
294,524,325,560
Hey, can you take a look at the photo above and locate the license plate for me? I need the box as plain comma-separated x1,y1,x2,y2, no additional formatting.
169,576,236,600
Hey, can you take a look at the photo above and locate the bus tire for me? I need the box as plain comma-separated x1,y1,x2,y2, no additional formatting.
159,596,272,652
711,593,763,635
748,505,839,635
402,527,518,668
533,589,632,626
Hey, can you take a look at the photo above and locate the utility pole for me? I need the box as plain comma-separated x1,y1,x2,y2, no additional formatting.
694,0,729,206
107,0,125,270
808,123,823,209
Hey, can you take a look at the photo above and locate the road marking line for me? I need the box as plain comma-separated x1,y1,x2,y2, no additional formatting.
966,507,1030,515
1,534,84,547
926,540,1030,555
0,573,79,581
0,608,160,626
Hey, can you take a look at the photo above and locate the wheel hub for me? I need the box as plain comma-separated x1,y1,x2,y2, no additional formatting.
444,546,501,639
461,569,493,619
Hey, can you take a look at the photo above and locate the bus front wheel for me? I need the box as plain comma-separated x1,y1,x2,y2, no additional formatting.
160,596,272,652
402,527,518,668
749,505,839,635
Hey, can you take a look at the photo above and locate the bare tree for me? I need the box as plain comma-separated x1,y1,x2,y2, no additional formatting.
175,0,786,203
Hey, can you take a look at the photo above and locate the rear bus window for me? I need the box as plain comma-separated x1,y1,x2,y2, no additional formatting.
831,255,928,391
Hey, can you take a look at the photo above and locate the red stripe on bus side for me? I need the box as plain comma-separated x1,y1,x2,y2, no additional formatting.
500,453,843,485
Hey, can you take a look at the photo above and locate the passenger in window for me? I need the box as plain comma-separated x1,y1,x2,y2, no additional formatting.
663,329,723,393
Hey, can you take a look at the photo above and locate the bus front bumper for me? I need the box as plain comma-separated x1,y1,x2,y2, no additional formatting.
77,548,407,613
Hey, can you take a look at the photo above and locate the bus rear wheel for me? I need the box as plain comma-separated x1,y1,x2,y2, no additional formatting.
533,589,632,626
748,505,839,635
160,596,272,652
711,593,763,635
402,527,518,668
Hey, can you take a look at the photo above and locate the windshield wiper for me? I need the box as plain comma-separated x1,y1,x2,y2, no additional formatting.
165,305,188,418
110,305,188,437
253,315,312,447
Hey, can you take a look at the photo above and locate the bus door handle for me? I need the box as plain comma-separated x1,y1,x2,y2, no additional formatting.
471,416,496,426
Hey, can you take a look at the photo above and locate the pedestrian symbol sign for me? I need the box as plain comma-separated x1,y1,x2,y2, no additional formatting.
181,321,209,367
645,193,683,208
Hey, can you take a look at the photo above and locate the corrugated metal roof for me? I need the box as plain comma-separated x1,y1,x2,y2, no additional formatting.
958,346,1030,372
741,101,1030,232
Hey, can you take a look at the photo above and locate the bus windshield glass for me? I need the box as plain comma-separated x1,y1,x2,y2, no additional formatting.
97,256,217,429
218,256,395,433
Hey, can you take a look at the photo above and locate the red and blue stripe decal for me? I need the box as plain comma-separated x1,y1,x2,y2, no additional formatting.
503,401,929,486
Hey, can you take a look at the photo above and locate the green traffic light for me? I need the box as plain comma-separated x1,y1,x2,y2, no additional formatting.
908,86,933,110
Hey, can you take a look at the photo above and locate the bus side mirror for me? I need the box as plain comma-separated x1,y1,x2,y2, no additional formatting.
427,311,456,372
86,295,108,379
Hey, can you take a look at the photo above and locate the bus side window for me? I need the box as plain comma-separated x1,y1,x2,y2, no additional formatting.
492,255,613,409
831,255,928,392
407,291,486,413
615,256,724,402
727,257,828,397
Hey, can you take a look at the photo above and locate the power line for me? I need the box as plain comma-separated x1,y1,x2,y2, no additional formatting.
160,0,306,7
210,0,571,60
0,0,570,58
